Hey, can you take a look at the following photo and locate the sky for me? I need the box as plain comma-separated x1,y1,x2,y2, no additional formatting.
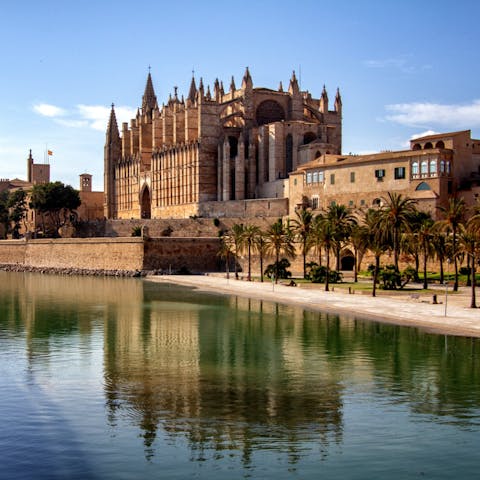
1,0,479,190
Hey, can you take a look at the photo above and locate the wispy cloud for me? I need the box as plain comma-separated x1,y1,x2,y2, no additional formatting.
385,100,480,128
364,55,431,74
33,103,136,132
33,103,67,117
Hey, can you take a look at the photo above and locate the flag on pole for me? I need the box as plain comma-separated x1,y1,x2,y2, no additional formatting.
47,150,53,156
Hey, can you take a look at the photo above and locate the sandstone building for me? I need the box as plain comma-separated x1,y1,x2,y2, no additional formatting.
288,130,480,219
104,69,342,219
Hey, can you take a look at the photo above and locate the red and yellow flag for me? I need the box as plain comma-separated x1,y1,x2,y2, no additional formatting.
47,150,53,156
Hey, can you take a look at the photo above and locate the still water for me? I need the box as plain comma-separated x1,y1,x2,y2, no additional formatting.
0,271,479,479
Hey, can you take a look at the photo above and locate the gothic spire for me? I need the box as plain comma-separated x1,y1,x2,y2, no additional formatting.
288,70,299,95
188,75,197,103
106,103,120,142
278,81,284,92
230,76,236,92
335,87,342,112
241,67,252,90
142,71,157,114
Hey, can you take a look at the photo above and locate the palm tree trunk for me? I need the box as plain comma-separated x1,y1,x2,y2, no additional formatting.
372,254,380,297
423,242,428,290
303,237,307,279
325,247,330,292
260,250,264,283
471,253,476,308
247,242,251,281
466,256,472,287
439,257,444,284
354,246,358,283
453,230,459,292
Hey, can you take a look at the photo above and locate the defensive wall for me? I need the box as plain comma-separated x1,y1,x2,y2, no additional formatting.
0,237,221,275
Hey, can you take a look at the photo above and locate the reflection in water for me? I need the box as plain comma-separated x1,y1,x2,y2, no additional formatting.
1,271,479,476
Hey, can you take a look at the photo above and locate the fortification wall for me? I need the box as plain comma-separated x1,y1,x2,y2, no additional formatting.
144,238,221,273
0,240,27,265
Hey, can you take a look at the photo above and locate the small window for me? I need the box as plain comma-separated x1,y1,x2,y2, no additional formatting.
350,171,355,183
375,169,385,180
306,172,312,184
312,196,319,209
318,171,324,182
440,160,445,173
446,161,451,174
330,174,335,185
360,199,365,206
349,200,354,207
331,200,336,207
294,178,297,186
394,167,405,179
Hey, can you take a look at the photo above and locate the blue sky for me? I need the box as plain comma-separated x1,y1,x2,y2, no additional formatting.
1,0,479,190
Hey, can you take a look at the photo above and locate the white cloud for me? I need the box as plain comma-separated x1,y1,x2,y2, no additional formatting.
364,56,431,74
76,104,136,131
33,102,137,132
385,100,480,128
410,130,438,140
33,103,67,117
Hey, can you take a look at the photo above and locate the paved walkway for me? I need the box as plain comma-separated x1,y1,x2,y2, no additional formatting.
146,274,480,338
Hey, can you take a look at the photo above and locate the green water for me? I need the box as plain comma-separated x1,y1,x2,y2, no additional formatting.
0,271,479,479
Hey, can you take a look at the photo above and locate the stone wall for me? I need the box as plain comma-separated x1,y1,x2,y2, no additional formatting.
0,236,221,274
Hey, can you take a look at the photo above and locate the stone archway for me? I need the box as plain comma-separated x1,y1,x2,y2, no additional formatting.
341,253,355,271
140,186,151,219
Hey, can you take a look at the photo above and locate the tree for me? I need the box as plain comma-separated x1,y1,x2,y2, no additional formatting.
326,203,357,271
311,213,337,291
349,223,368,283
291,208,313,278
241,224,261,281
377,192,418,272
416,212,435,290
30,182,81,237
7,189,28,239
437,197,466,292
0,190,9,239
363,208,389,297
264,219,295,283
229,223,245,279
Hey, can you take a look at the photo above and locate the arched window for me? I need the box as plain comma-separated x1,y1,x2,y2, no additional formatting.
285,134,293,173
421,160,428,175
412,143,421,151
435,141,445,149
255,100,285,126
314,150,321,159
429,159,437,175
424,142,433,149
412,161,419,175
416,182,431,191
228,136,238,159
373,198,382,207
303,132,316,144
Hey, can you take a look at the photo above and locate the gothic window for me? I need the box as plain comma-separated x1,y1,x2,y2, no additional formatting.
228,136,238,159
421,160,428,175
412,161,419,176
255,100,285,126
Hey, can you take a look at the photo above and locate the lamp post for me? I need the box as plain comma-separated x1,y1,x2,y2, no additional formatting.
444,259,450,317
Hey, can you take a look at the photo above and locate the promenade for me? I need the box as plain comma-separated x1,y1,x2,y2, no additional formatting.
147,274,480,338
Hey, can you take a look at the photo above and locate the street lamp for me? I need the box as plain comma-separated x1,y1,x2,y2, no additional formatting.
444,259,450,317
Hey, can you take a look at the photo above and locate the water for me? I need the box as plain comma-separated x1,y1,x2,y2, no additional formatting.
0,271,479,479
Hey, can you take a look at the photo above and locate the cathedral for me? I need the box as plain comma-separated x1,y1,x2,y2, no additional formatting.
104,69,342,219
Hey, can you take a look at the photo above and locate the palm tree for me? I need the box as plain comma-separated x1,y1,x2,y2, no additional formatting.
326,203,357,271
241,224,261,281
256,230,268,283
349,223,368,283
437,197,466,291
363,208,389,297
431,225,448,284
291,207,313,278
416,212,435,290
218,234,233,279
377,192,418,272
311,213,336,291
230,223,245,279
459,224,479,308
264,218,295,283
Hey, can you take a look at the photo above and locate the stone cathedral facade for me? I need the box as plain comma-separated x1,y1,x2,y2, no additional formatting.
104,69,342,219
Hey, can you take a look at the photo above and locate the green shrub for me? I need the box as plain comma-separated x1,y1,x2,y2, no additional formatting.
131,226,142,237
264,258,292,280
